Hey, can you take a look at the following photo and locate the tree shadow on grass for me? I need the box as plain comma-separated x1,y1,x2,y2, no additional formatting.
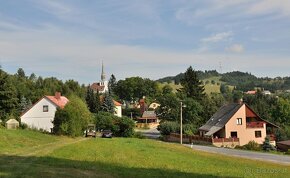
0,154,238,178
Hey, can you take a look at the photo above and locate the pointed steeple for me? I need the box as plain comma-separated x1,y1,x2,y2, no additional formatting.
101,61,106,81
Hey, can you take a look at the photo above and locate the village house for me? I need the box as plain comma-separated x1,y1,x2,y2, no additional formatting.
113,100,122,117
20,92,69,132
198,102,278,147
136,111,158,128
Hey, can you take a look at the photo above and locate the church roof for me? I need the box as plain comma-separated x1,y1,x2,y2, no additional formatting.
91,83,105,92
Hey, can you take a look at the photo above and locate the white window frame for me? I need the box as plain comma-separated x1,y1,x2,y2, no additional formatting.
236,118,242,125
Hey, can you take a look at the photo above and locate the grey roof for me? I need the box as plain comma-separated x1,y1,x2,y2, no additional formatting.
199,103,243,135
142,111,157,118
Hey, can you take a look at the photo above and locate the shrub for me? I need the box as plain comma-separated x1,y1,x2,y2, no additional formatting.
94,112,135,137
157,121,179,135
53,95,92,137
243,141,261,151
133,132,146,139
157,121,197,136
262,137,276,151
20,123,28,130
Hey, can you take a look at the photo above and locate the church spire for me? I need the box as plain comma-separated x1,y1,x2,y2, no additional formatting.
101,61,106,81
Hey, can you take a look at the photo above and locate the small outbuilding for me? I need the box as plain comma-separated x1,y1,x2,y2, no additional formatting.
5,119,19,129
277,140,290,152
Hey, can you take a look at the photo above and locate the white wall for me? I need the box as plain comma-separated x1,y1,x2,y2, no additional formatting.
114,105,122,117
21,97,57,132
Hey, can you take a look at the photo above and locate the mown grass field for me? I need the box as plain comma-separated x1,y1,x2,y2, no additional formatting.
0,129,289,178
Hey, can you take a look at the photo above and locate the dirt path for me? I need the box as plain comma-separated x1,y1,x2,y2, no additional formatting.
17,137,88,157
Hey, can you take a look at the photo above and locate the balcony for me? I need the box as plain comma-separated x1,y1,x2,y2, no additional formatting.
246,121,265,128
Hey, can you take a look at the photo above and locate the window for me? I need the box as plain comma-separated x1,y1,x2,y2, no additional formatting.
237,118,242,125
43,105,49,112
255,131,262,138
231,131,238,138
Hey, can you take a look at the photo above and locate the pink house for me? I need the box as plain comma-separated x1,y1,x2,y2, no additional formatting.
199,103,278,147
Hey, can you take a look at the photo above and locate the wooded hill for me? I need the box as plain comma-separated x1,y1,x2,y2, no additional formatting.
157,70,290,92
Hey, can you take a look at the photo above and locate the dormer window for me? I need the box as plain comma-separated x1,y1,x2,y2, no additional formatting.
237,118,242,125
43,105,49,112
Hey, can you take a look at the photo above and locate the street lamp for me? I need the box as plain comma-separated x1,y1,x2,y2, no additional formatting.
180,101,186,144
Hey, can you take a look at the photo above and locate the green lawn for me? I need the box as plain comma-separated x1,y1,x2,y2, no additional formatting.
0,129,289,178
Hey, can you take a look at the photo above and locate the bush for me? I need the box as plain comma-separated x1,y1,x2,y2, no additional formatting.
243,141,261,151
133,132,146,139
20,123,28,130
53,95,92,137
94,112,135,137
157,121,197,136
157,121,179,135
262,137,276,151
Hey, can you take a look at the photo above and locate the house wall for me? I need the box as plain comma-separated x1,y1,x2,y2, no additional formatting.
114,105,122,117
225,104,266,145
20,98,57,132
99,80,109,93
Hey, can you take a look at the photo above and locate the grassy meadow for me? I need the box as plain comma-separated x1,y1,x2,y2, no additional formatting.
0,129,289,178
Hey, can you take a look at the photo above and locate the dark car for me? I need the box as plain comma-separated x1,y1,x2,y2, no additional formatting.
101,130,113,138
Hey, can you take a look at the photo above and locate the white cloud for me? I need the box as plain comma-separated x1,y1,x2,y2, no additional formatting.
248,0,290,16
226,44,244,53
201,31,233,43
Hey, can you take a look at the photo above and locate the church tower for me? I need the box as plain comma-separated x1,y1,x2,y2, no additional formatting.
99,61,108,93
101,61,106,81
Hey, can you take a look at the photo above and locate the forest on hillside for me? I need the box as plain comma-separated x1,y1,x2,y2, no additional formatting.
157,70,290,92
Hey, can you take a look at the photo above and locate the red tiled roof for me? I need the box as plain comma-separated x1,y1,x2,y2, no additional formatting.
46,96,69,109
20,93,69,117
245,90,256,95
114,100,122,106
91,83,105,92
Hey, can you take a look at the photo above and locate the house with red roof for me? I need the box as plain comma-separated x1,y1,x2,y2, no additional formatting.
113,100,122,117
20,92,69,132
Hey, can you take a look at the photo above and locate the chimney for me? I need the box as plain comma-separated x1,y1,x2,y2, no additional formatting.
236,98,243,105
55,92,61,99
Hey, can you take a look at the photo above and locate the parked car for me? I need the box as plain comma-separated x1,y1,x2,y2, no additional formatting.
85,124,96,137
101,130,113,138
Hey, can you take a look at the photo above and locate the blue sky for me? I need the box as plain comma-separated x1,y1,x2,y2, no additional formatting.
0,0,290,84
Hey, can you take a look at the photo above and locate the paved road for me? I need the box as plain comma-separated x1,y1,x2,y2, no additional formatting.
135,126,160,139
185,144,290,165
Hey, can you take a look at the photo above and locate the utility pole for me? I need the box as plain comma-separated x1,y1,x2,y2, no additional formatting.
180,101,183,144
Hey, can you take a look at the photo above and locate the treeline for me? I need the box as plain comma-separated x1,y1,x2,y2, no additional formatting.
1,66,290,140
0,67,86,121
157,70,290,92
157,70,219,84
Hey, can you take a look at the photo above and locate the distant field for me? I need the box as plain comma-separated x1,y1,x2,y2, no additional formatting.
158,76,230,94
0,129,289,178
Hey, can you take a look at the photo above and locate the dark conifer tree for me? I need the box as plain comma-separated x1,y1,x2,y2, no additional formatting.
179,66,205,101
101,92,115,113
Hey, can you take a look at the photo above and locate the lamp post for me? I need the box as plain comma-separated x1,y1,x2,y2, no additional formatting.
180,101,186,144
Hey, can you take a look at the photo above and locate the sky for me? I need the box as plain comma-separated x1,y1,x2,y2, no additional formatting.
0,0,290,84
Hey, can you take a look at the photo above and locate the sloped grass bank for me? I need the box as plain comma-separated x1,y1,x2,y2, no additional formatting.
0,129,289,178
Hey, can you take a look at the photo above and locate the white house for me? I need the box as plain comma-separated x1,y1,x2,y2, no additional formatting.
20,92,69,132
113,100,122,117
